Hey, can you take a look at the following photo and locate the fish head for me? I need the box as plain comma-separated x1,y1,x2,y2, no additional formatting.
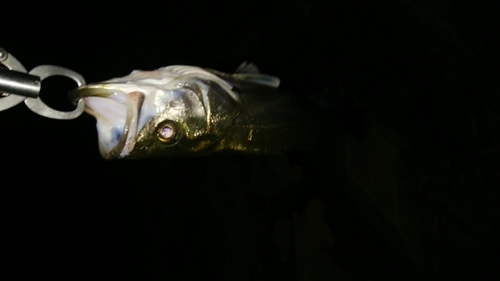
70,66,240,159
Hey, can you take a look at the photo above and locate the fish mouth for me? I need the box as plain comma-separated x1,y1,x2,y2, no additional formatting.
70,85,145,159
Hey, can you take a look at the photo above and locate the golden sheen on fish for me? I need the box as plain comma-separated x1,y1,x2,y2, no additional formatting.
70,62,325,160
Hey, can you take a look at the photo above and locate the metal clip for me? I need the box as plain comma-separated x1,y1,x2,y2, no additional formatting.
0,48,85,120
0,48,29,111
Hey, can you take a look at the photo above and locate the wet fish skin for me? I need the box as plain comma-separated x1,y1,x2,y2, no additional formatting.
70,63,324,160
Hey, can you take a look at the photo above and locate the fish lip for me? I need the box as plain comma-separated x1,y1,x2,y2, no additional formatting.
103,107,130,160
70,85,144,160
105,91,145,160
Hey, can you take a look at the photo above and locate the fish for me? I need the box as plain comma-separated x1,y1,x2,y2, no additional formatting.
69,62,327,160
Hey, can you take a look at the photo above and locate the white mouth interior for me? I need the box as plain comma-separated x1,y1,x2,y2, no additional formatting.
83,89,154,159
84,96,127,157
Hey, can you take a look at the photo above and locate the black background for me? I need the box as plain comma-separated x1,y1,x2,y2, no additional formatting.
1,1,499,280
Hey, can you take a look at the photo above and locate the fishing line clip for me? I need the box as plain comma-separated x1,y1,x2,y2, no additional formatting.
0,47,85,120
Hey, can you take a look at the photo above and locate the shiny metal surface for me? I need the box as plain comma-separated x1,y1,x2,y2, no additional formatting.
0,48,29,111
0,48,86,119
0,68,40,98
25,65,85,120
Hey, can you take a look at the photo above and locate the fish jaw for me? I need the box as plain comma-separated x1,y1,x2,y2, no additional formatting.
70,84,154,159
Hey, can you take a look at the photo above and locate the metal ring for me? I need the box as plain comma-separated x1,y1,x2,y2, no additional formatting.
0,48,29,111
25,65,86,120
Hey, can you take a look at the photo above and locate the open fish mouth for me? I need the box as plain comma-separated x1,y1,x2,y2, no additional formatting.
70,85,145,159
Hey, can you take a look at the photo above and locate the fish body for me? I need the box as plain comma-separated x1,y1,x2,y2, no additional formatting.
70,63,324,160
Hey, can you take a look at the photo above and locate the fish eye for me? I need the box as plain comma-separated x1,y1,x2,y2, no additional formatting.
157,121,179,143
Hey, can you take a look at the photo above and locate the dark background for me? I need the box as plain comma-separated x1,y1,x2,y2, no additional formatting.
1,1,499,280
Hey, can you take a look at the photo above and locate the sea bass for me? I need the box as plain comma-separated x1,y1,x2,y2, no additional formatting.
70,62,325,160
